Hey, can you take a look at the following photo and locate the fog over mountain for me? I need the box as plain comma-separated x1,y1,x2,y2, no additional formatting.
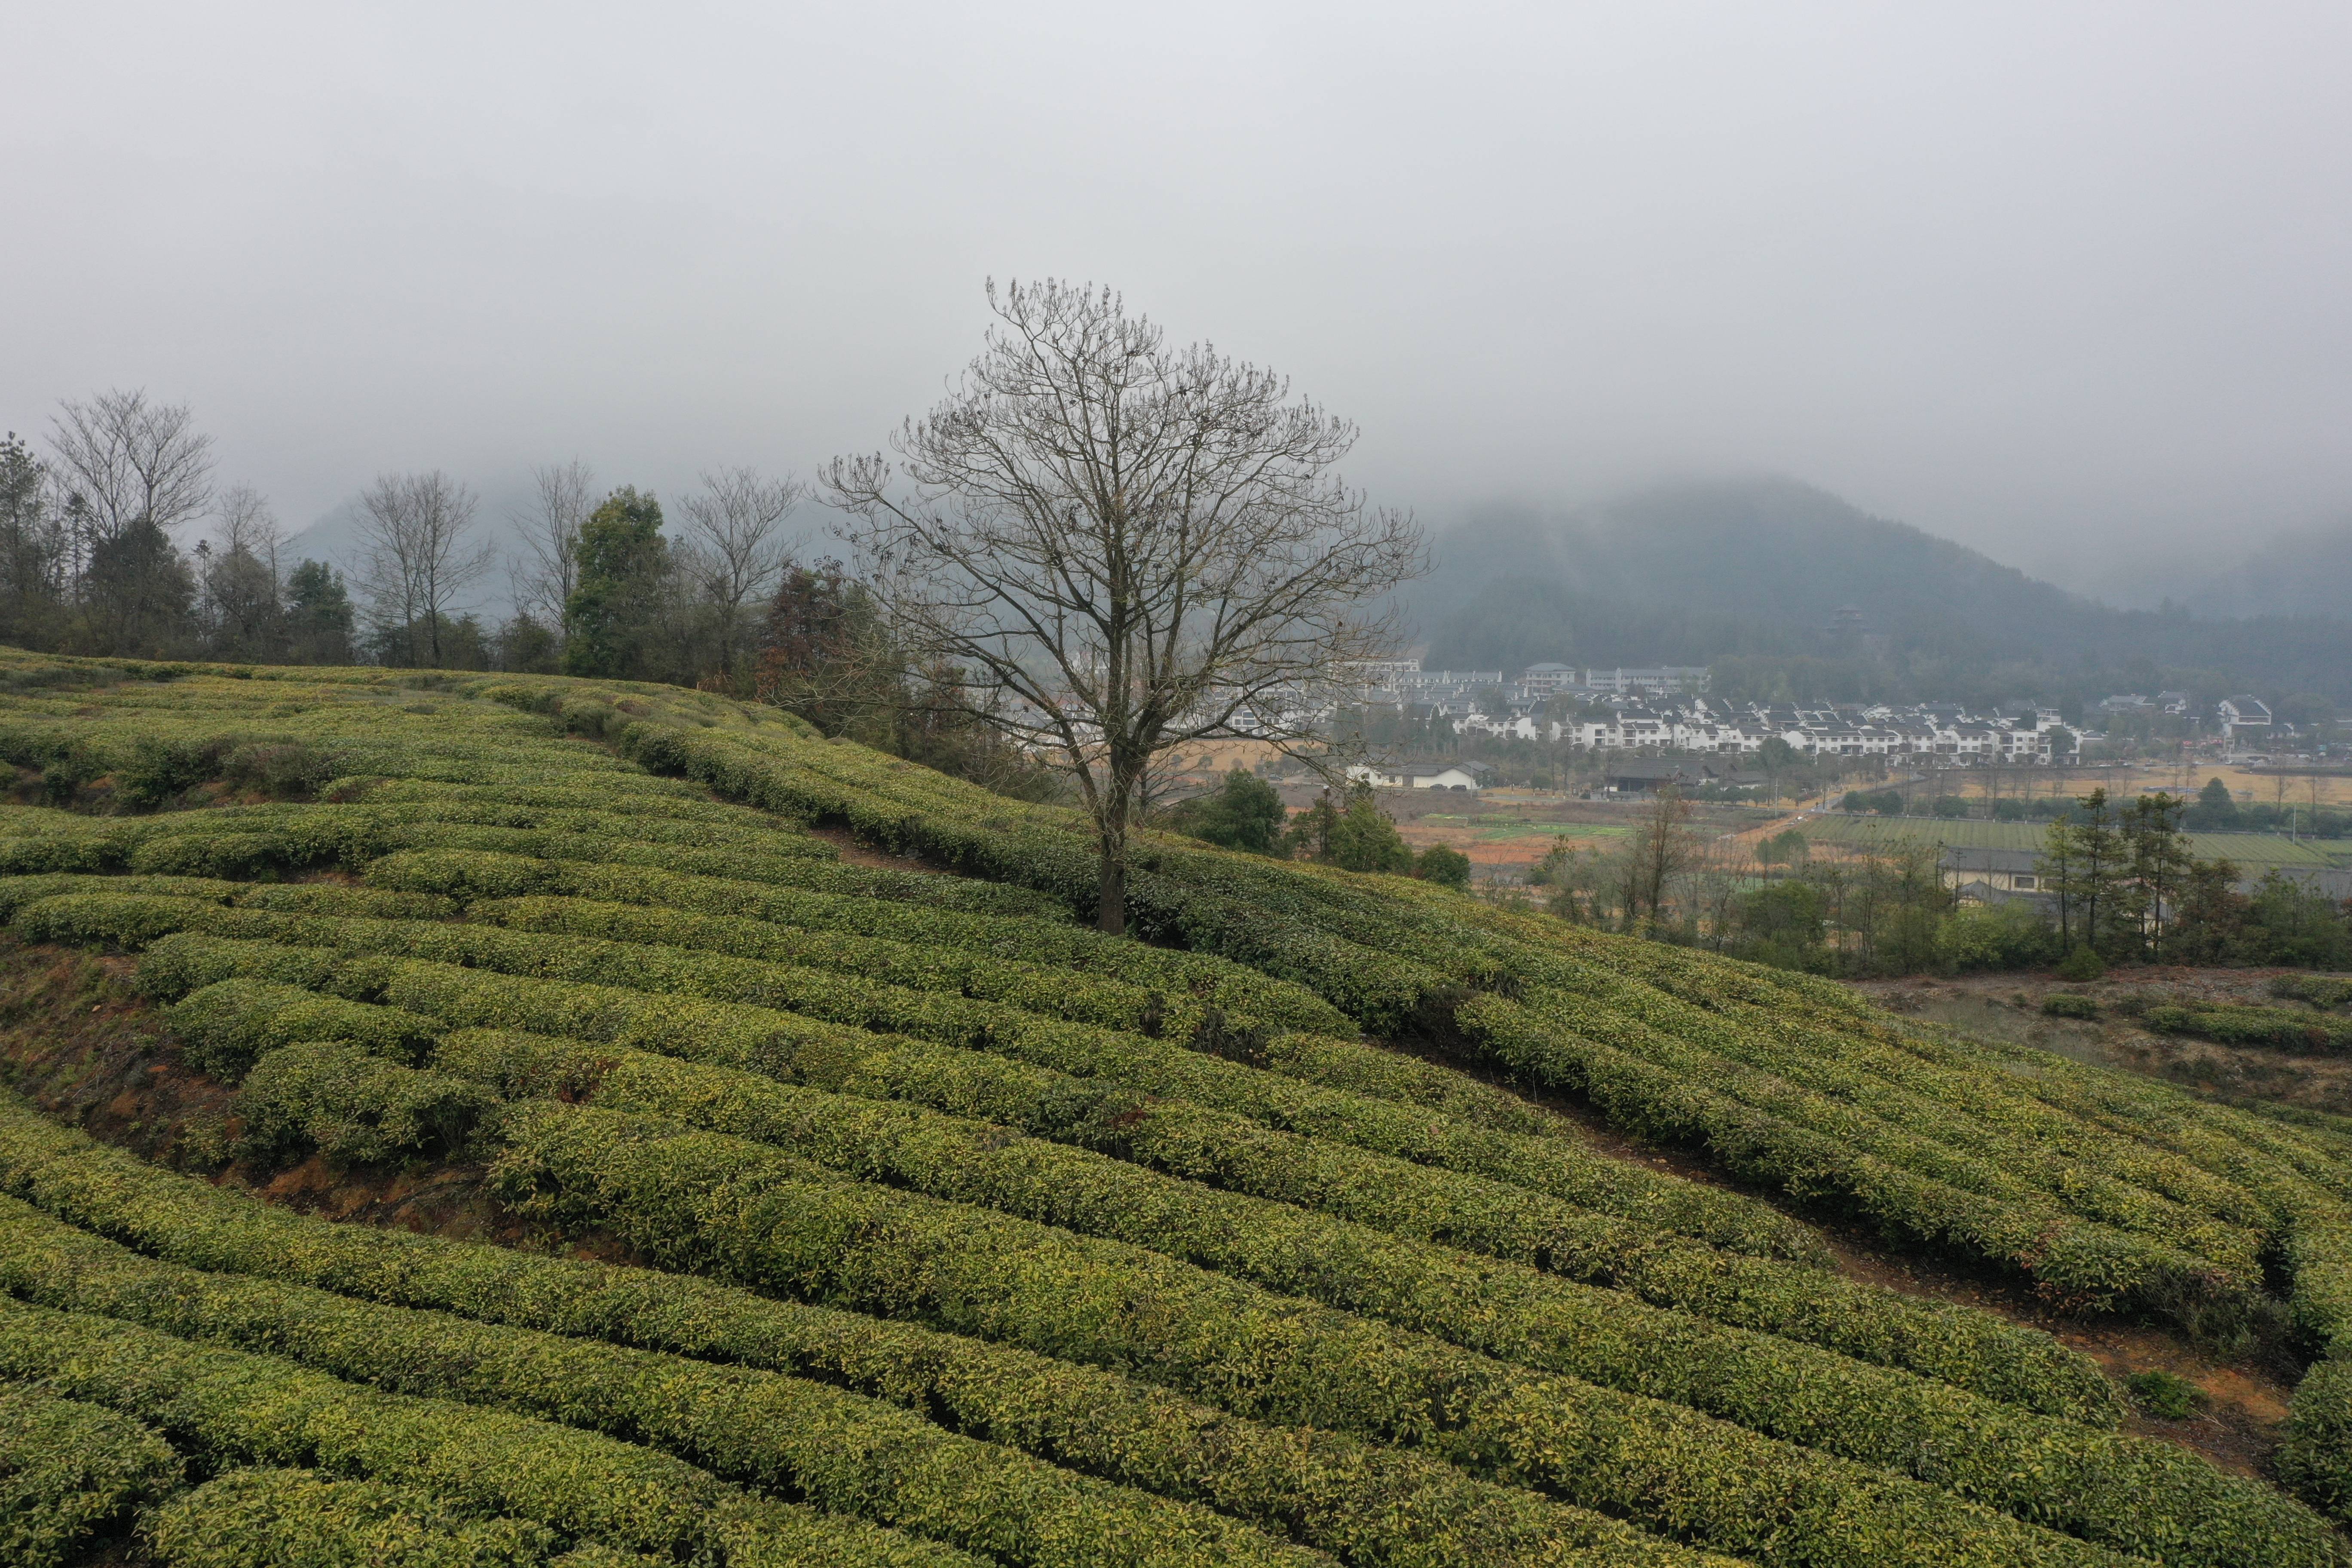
4,4,2351,590
1410,477,2352,702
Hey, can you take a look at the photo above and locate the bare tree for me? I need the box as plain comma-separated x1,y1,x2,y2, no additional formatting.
825,280,1426,934
1623,785,1697,931
46,390,215,571
509,461,596,629
355,471,494,667
677,466,803,680
201,486,288,655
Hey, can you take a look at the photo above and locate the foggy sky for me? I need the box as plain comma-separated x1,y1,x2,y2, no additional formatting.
6,3,2349,601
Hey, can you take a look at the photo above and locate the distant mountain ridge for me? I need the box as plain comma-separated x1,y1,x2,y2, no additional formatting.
1410,477,2352,702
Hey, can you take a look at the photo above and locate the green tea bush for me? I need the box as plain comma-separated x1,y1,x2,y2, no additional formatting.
2043,994,2101,1020
0,1382,183,1568
234,1042,496,1165
166,976,438,1081
0,1200,1325,1568
2272,976,2352,1011
0,1098,1712,1568
149,1469,557,1568
0,1295,977,1568
496,1098,2322,1568
2142,1003,2352,1055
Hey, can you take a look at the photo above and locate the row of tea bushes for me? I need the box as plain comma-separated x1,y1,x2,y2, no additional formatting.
0,1094,1721,1568
141,951,2043,1418
0,1381,182,1568
497,1096,2320,1568
365,851,1341,1033
0,1197,1331,1568
147,1469,572,1568
0,1295,979,1568
125,920,1815,1263
429,1024,2083,1414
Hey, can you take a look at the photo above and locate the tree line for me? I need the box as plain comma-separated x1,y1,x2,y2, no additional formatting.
1513,784,2352,977
0,391,1055,796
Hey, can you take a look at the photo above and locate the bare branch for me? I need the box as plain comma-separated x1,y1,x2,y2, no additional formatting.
824,279,1426,933
508,461,595,628
355,471,493,668
678,465,804,678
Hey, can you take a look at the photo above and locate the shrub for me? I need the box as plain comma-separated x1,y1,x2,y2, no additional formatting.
2126,1369,2206,1421
1414,845,1472,889
0,1382,182,1568
0,1295,974,1568
0,1099,1709,1568
2043,994,2100,1020
2140,1003,2352,1057
148,1469,557,1568
2056,946,2107,983
233,1042,496,1165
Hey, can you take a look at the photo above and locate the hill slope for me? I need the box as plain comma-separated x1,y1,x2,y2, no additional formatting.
0,649,2349,1565
1415,478,2352,699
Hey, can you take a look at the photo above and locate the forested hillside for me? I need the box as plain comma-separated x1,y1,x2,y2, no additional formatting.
4,649,2352,1565
1415,478,2352,703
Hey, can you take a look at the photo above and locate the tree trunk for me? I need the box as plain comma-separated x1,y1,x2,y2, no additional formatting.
1096,845,1126,936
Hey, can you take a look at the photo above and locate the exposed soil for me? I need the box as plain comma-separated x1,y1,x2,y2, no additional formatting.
807,822,959,876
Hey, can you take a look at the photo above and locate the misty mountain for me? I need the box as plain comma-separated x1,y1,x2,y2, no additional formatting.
1412,478,2352,703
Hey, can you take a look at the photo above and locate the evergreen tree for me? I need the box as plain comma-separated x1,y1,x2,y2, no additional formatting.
563,487,670,679
284,560,354,664
2121,793,2193,962
1167,768,1287,854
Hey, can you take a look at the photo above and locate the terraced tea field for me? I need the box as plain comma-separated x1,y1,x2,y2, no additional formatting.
4,646,2352,1566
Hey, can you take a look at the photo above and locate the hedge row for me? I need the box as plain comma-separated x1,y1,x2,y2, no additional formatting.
0,1381,183,1568
0,797,827,858
0,1294,980,1568
0,1197,1331,1568
0,815,839,888
2143,1003,2352,1056
0,871,454,924
149,1468,563,1568
419,1020,2116,1439
0,1095,1722,1568
432,1019,2089,1417
1458,992,2245,1317
1535,974,2278,1244
473,892,1319,1046
234,1041,495,1165
366,851,1331,1029
497,1096,2323,1568
168,976,436,1081
130,925,1818,1263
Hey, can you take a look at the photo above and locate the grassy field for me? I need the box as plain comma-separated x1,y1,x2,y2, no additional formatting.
1799,811,2349,868
1,647,2352,1565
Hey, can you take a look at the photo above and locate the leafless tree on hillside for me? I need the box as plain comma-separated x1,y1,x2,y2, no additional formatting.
824,279,1426,934
46,390,215,574
355,471,494,667
509,460,597,630
200,485,289,655
678,465,803,680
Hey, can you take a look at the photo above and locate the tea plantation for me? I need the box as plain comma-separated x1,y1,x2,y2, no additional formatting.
2,647,2352,1566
